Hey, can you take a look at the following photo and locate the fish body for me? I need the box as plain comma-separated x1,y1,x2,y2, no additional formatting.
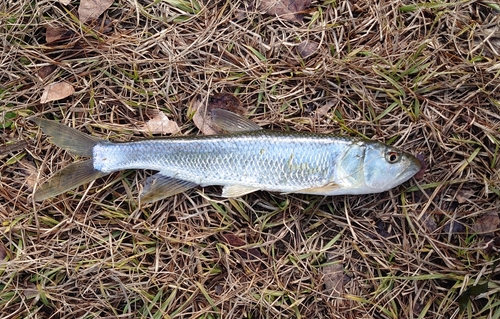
31,111,421,202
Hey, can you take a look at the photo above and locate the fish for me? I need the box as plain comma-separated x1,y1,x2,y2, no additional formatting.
30,110,421,203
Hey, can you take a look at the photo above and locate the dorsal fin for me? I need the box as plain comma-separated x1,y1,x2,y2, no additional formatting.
211,109,262,133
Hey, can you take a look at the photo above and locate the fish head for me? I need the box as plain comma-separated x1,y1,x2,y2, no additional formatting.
362,142,421,192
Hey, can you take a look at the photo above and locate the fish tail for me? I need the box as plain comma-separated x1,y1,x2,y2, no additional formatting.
30,117,102,157
34,160,106,201
30,118,107,201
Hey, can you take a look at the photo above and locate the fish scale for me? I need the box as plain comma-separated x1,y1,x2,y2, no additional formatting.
93,131,338,192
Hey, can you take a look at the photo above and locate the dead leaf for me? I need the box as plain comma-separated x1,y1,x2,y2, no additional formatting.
191,93,245,135
40,82,75,103
191,98,217,135
19,159,38,190
45,25,73,43
78,0,114,24
92,17,113,33
444,219,465,234
296,40,319,58
56,0,71,5
234,2,254,20
0,244,8,261
209,93,245,112
260,0,312,23
421,212,437,233
472,213,500,235
141,111,180,135
314,100,337,118
38,65,57,80
323,253,347,298
456,189,474,204
220,233,262,260
22,282,38,299
413,154,426,180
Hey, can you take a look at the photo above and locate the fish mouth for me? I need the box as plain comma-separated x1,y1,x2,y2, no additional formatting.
395,156,422,184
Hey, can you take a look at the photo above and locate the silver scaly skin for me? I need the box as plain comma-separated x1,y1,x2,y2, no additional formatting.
31,111,421,203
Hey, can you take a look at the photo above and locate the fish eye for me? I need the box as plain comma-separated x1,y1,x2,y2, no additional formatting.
385,151,401,164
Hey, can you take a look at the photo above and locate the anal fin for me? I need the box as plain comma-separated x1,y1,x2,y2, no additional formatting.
221,185,260,197
290,182,340,195
34,159,106,201
140,174,197,203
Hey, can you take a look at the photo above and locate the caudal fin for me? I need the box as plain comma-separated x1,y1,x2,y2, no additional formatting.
30,117,102,157
31,117,107,200
34,160,106,201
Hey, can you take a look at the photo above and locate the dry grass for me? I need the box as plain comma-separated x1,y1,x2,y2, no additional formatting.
1,0,500,318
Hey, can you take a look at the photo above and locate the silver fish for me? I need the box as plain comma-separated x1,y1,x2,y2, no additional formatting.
31,110,421,203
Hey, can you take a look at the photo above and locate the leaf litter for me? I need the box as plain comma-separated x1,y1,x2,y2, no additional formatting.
4,0,500,318
191,93,246,135
0,244,8,261
45,25,74,43
472,213,500,235
220,233,262,260
37,65,57,80
40,82,75,103
322,253,346,298
296,40,319,58
141,111,180,135
78,0,114,24
260,0,312,23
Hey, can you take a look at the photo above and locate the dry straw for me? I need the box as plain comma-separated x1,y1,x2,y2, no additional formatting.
1,0,499,318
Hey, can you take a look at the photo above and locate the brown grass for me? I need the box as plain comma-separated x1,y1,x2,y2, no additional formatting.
1,0,500,318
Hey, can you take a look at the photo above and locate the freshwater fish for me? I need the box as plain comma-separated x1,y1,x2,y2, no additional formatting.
31,110,421,203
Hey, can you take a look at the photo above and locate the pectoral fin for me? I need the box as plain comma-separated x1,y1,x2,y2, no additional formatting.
288,182,340,195
211,109,262,133
140,174,197,203
221,185,260,197
34,159,106,201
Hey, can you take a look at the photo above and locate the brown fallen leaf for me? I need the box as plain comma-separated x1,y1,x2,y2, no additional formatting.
40,82,75,103
37,65,57,80
443,219,466,234
413,154,426,180
296,40,319,58
375,220,392,238
91,17,113,33
45,25,74,43
260,0,312,23
78,0,114,24
22,282,38,299
0,244,8,261
141,111,180,135
314,100,337,118
190,93,245,135
19,159,38,190
472,213,500,235
323,253,346,298
220,233,262,260
456,189,474,204
421,212,437,233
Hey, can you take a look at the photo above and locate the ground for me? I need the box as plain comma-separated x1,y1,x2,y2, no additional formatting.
1,0,500,318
